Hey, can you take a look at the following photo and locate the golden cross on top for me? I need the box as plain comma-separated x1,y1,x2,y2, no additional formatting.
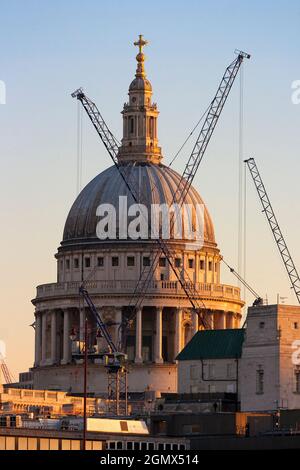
134,34,148,54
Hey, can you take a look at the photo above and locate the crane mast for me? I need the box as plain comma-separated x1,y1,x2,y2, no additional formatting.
245,157,300,304
72,50,250,342
79,287,128,415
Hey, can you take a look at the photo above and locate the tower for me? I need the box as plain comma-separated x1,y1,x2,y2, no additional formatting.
118,35,162,165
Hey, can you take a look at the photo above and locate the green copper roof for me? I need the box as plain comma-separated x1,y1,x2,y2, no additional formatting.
176,329,245,361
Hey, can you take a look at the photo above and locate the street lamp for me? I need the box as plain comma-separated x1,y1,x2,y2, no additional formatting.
70,319,88,451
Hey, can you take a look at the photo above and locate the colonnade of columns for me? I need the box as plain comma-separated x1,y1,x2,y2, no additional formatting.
34,309,71,367
34,308,240,368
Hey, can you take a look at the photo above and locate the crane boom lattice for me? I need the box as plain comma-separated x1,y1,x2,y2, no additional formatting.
245,157,300,304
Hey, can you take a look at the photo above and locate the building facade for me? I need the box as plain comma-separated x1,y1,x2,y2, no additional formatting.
32,36,244,395
240,304,300,412
177,304,300,412
176,329,244,395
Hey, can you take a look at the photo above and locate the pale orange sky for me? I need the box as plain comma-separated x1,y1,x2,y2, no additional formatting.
1,0,300,377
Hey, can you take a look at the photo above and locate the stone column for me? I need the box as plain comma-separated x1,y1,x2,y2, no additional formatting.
195,255,199,283
219,311,226,329
206,310,214,329
174,308,182,359
50,311,57,364
192,309,199,335
204,254,208,283
154,307,163,364
135,308,143,363
34,312,42,367
62,309,71,364
41,311,47,365
227,312,234,329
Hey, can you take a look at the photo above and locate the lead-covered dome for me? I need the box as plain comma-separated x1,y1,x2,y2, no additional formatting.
129,77,152,92
62,163,216,248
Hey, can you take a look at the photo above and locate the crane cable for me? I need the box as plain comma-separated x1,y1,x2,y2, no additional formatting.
221,257,261,301
243,159,247,306
168,101,212,167
76,100,83,196
237,63,244,290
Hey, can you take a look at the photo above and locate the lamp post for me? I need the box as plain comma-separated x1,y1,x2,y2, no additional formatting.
70,316,88,451
83,315,88,451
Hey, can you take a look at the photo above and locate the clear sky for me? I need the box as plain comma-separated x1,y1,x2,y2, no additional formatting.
0,0,299,377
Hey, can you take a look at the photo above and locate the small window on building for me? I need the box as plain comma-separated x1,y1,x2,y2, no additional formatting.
143,256,150,267
175,258,181,268
84,257,90,268
66,259,70,270
200,260,205,270
112,257,119,267
208,261,212,271
256,368,264,394
74,258,79,269
127,256,135,267
160,273,165,281
97,257,104,267
159,257,166,267
188,259,194,269
259,321,265,329
294,322,299,329
295,369,300,393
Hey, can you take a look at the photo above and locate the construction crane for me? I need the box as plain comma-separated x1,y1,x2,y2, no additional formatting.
221,257,263,306
72,50,250,346
79,286,128,415
245,157,300,304
0,355,14,384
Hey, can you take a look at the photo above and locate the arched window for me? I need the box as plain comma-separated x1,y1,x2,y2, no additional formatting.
129,117,134,134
